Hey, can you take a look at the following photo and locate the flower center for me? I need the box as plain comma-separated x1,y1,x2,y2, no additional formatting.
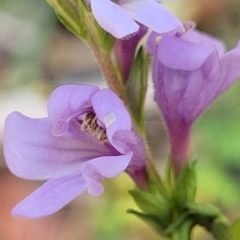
81,112,107,142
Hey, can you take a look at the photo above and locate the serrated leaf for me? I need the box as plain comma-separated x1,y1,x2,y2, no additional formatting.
231,218,240,240
126,47,149,134
174,161,197,209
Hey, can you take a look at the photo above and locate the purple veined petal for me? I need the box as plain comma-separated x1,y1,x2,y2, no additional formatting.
3,112,111,180
47,84,99,124
120,0,183,34
153,51,221,126
91,0,139,38
218,43,240,94
158,36,215,71
90,89,131,151
178,53,221,122
12,173,86,218
81,153,132,195
153,59,189,126
180,29,226,57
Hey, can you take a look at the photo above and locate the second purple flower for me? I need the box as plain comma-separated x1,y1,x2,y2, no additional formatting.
147,27,240,172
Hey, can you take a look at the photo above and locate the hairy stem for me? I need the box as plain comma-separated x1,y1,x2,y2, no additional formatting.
89,37,128,103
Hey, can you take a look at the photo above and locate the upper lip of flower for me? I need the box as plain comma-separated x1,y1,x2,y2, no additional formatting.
151,27,240,127
89,0,183,38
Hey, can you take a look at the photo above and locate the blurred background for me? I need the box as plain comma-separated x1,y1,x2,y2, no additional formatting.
0,0,240,239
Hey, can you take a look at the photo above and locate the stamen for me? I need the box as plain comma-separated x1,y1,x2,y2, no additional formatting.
81,112,107,143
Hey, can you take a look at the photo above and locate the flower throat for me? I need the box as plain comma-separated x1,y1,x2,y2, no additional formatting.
81,112,107,142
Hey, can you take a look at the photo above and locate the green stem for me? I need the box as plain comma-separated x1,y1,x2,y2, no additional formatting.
172,220,193,240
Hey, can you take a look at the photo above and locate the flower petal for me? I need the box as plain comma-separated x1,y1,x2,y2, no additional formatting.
121,0,183,33
180,29,226,57
153,51,221,127
91,89,131,151
112,130,146,171
158,36,214,70
218,42,240,93
146,22,195,55
91,0,139,38
12,173,86,218
47,84,99,124
3,112,110,180
81,154,132,195
178,53,221,122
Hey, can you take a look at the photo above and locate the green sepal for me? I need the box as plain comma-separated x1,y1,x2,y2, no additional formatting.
164,156,175,193
162,212,191,235
81,7,115,53
126,46,149,134
185,203,221,219
128,188,173,229
211,218,230,240
127,209,164,234
174,161,197,209
129,189,167,214
171,219,194,240
128,170,175,230
185,203,222,232
46,0,87,39
231,218,240,240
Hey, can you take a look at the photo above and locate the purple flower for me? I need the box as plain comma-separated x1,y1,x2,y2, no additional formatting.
89,0,183,38
3,84,146,218
147,27,240,172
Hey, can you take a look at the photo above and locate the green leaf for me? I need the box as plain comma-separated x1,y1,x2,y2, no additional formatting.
46,0,87,39
163,212,191,235
127,209,164,234
164,156,175,193
174,161,197,209
126,47,149,134
129,187,173,229
211,218,230,240
171,219,194,240
185,203,221,219
185,203,222,231
82,10,115,52
129,189,166,214
231,218,240,240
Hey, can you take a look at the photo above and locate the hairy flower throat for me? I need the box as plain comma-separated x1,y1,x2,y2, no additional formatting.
81,112,107,142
